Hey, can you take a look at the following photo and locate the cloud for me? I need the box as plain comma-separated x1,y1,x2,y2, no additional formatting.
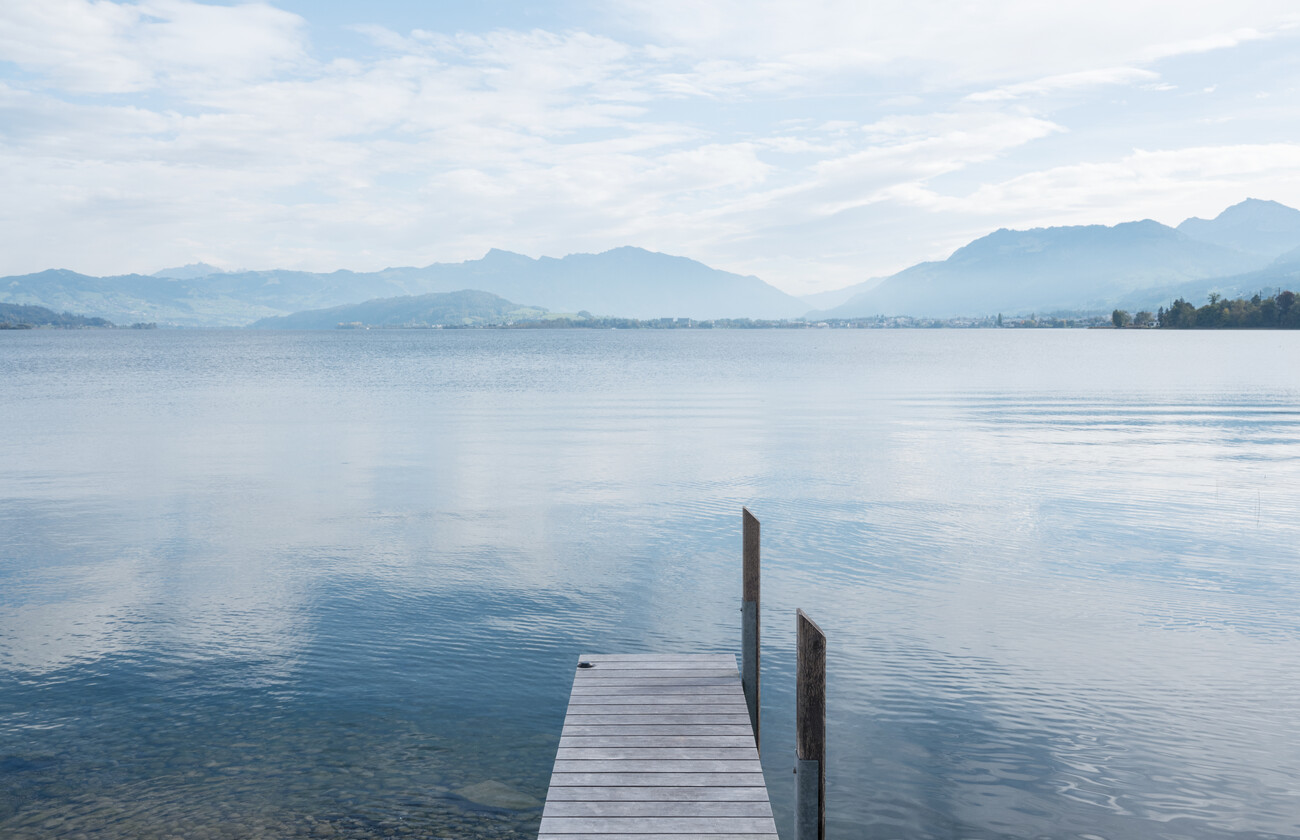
1,1,1300,293
606,0,1300,86
892,143,1300,228
967,67,1161,102
0,0,308,93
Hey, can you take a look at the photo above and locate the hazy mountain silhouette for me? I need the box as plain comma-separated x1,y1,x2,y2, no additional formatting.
0,302,113,328
414,247,805,319
249,290,547,329
1,247,805,326
1117,247,1300,312
820,202,1299,318
1176,198,1300,259
9,200,1300,324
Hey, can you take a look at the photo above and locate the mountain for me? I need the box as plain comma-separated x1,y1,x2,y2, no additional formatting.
249,289,547,329
1117,247,1300,313
1176,199,1300,259
0,247,806,327
821,218,1269,319
431,247,805,320
0,302,113,327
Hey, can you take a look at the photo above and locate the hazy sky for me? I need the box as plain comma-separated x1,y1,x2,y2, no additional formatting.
2,1,1299,294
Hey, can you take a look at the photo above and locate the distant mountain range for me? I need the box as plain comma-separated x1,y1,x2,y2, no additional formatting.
4,199,1300,325
0,247,805,327
249,289,548,329
0,302,113,328
820,199,1300,318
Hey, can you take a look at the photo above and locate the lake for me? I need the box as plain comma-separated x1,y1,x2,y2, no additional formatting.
2,329,1298,840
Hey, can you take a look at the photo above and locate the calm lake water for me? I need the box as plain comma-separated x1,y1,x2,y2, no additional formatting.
2,329,1298,840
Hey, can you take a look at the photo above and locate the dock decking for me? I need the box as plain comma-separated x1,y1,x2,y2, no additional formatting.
540,653,778,840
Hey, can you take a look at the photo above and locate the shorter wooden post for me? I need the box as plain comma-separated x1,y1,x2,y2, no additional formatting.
795,609,826,840
742,507,760,751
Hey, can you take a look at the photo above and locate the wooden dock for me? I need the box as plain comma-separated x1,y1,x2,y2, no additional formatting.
539,652,778,840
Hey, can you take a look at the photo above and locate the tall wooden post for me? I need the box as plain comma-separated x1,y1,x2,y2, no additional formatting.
795,609,826,840
742,507,760,751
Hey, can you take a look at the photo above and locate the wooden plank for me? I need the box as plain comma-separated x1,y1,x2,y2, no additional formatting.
544,799,772,818
573,661,737,671
544,786,772,802
535,837,769,840
559,717,754,728
565,705,746,716
562,724,756,737
575,669,739,679
569,694,743,705
540,817,776,834
553,759,762,774
560,736,757,748
570,689,745,701
547,772,768,787
572,676,743,686
570,684,742,695
557,747,757,760
579,654,735,663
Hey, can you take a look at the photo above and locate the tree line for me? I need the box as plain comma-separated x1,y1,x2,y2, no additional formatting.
1113,290,1299,329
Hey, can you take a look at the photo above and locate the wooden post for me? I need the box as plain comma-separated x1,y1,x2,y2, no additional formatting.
742,507,760,751
795,609,826,840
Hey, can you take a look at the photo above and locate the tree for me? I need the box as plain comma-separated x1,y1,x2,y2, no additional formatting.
1112,309,1132,328
1159,298,1196,328
1133,310,1153,326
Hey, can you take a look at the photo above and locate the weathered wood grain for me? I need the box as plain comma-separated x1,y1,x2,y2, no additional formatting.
552,759,762,774
543,786,771,802
568,695,743,706
547,772,768,787
579,654,736,663
556,747,756,760
544,799,773,818
561,724,756,737
540,816,776,834
560,735,757,748
560,714,753,726
569,684,742,695
576,669,741,680
543,654,778,838
742,507,760,751
796,609,827,840
538,835,778,840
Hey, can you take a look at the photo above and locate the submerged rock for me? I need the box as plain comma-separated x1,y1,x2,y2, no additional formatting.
453,780,541,811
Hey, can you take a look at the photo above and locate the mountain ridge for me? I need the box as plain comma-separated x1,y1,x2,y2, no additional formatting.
248,289,548,329
6,199,1300,324
820,200,1300,319
0,247,807,326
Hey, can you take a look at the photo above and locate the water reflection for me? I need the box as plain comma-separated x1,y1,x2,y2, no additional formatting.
2,329,1298,839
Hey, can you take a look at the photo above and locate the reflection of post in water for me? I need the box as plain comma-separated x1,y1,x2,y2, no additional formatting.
795,608,826,840
742,506,761,751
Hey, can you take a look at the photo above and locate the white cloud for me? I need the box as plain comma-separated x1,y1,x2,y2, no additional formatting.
607,0,1300,86
895,144,1300,228
0,0,308,93
1,1,1300,293
967,67,1161,102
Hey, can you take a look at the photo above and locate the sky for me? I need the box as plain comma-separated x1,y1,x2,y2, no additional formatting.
2,1,1299,295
